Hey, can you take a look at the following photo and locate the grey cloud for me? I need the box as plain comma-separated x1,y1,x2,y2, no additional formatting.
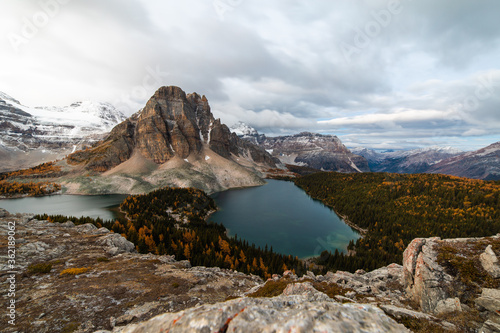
1,1,499,150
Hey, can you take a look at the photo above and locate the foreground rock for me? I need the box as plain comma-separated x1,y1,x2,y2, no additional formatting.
1,209,499,333
107,284,408,333
0,211,262,333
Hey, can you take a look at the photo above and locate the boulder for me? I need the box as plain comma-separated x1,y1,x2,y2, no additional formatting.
75,223,98,233
97,233,136,256
60,221,75,228
475,289,500,313
0,208,8,217
402,237,453,314
379,304,438,321
434,297,462,315
480,245,500,278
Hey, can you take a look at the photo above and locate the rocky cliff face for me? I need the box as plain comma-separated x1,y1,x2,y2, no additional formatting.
68,87,275,172
0,92,126,172
63,87,275,194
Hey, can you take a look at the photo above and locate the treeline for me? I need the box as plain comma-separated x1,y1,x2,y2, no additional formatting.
0,181,61,197
0,162,63,197
1,162,63,180
36,186,306,278
295,172,500,272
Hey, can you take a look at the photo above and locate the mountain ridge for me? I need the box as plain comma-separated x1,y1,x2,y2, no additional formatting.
0,92,126,172
230,122,369,173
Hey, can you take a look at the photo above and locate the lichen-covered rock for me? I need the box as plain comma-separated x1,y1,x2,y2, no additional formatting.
434,297,462,315
402,237,454,313
112,293,409,333
97,232,136,255
1,212,263,333
480,245,500,278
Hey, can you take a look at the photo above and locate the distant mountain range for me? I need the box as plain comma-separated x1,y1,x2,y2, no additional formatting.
231,122,500,180
230,122,369,173
0,91,126,172
427,142,500,180
2,88,499,182
353,144,500,180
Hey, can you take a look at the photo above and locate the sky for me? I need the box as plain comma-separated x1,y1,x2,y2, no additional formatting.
1,0,499,151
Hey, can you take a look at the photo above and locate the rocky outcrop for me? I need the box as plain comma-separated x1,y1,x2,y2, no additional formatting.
481,245,500,278
325,263,405,302
2,209,498,333
108,283,409,333
0,211,262,333
403,235,500,324
475,288,500,333
402,237,454,313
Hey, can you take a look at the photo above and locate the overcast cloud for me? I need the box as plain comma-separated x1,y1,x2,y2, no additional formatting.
1,0,499,150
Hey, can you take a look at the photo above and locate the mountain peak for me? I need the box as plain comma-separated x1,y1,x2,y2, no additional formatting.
0,91,21,105
230,121,258,136
68,86,276,174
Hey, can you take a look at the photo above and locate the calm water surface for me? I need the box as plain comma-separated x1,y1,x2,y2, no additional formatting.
0,194,127,220
0,180,359,258
210,179,359,258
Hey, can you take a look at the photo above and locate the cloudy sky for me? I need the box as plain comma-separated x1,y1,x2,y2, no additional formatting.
1,0,499,151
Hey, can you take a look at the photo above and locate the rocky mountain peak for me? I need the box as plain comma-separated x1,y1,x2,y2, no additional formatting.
68,86,276,174
151,85,187,101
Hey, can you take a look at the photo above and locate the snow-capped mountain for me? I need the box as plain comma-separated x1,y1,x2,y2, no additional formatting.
0,91,126,172
232,122,369,173
229,121,266,144
353,146,463,174
428,142,500,180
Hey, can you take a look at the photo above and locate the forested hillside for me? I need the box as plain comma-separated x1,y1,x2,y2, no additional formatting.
0,162,63,197
295,172,500,272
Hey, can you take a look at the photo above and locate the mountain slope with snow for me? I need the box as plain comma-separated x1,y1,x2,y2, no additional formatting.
229,121,266,144
428,142,500,180
353,146,463,174
232,123,369,173
0,91,126,172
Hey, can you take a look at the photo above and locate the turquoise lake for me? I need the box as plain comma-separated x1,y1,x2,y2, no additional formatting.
0,180,359,258
210,179,359,258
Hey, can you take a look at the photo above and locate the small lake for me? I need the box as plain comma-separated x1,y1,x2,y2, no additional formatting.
0,194,128,221
210,179,359,258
